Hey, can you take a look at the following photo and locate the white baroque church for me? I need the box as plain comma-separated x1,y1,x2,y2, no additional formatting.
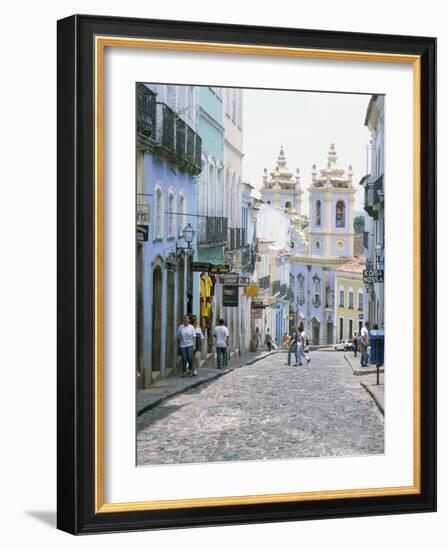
258,144,362,345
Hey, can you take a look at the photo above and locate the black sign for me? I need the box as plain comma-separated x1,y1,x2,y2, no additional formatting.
192,262,212,272
137,225,148,242
251,301,266,310
363,269,384,284
222,285,239,307
210,264,230,274
219,273,239,285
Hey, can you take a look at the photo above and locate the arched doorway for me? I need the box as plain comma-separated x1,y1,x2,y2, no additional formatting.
312,317,320,345
166,268,175,372
152,265,163,373
136,243,144,380
177,255,185,327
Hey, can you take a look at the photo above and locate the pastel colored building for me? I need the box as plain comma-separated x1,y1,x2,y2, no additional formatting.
136,83,201,386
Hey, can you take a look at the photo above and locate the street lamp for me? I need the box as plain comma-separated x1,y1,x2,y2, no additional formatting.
375,243,383,268
182,222,195,249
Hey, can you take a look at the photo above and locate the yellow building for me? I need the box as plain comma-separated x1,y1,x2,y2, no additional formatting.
334,257,365,342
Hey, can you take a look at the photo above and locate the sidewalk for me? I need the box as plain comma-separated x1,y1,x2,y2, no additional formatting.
344,353,384,415
137,349,282,417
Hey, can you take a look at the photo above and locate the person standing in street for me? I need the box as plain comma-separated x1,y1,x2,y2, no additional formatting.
192,317,204,376
360,321,370,367
214,318,229,369
177,315,196,377
353,331,359,358
298,323,310,365
264,328,272,351
286,327,299,366
254,327,261,350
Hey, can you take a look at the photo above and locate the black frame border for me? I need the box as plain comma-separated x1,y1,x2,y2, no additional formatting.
57,14,436,534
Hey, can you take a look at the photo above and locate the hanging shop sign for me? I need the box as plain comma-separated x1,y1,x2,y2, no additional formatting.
222,285,239,307
192,262,212,272
363,269,384,284
239,276,251,287
244,283,259,297
251,300,266,309
136,203,150,225
210,264,230,275
219,273,239,285
136,225,148,242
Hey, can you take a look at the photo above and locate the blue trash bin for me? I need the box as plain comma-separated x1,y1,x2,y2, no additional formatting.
369,329,384,365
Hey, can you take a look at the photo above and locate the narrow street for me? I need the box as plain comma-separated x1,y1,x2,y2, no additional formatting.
137,351,384,465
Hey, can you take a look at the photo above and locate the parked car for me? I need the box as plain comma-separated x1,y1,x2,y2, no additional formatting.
333,339,354,351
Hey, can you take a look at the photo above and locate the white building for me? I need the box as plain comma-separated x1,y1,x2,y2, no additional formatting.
360,95,385,328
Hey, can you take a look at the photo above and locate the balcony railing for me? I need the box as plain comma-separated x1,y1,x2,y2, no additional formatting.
227,227,245,250
271,279,281,295
259,275,270,290
136,85,201,175
364,175,383,219
279,283,288,299
137,84,157,140
198,216,228,246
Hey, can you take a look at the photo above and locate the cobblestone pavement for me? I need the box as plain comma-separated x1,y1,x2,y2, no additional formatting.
137,351,384,465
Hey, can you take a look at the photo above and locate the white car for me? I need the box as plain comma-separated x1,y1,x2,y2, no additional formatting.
333,339,354,351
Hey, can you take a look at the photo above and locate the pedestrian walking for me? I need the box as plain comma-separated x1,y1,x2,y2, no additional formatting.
192,318,204,376
286,327,299,366
298,324,310,365
177,315,196,377
360,321,370,367
255,327,261,350
214,318,229,368
264,329,272,351
353,331,359,358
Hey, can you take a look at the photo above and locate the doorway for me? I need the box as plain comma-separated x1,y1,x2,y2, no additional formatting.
152,265,163,372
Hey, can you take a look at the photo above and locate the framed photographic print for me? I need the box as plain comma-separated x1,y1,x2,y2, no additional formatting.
57,14,436,534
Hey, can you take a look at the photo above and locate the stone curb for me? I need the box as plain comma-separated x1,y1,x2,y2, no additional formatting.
137,351,278,417
343,353,384,376
361,382,384,416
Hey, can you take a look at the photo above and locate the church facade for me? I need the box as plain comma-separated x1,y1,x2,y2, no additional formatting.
288,144,359,345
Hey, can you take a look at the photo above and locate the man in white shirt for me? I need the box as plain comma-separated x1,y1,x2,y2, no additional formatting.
177,315,196,376
360,321,370,367
214,318,229,368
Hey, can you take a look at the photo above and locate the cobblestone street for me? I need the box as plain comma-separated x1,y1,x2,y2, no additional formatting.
137,351,384,465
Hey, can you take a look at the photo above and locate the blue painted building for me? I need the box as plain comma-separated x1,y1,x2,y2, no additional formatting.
136,83,201,386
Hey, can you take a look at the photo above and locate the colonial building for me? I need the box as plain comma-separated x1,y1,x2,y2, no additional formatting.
360,94,385,329
195,86,226,352
136,83,202,386
334,257,365,342
291,144,357,345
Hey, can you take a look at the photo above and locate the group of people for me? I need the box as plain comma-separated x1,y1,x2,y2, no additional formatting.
177,315,230,377
253,327,279,351
352,321,375,367
285,324,311,367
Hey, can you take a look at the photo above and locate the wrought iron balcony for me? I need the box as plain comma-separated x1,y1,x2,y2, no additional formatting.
198,216,228,246
136,85,201,175
259,275,270,290
137,84,157,140
364,175,383,219
227,227,245,250
271,279,281,295
279,283,288,299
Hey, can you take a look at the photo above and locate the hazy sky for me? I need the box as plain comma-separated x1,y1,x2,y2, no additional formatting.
241,88,372,214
